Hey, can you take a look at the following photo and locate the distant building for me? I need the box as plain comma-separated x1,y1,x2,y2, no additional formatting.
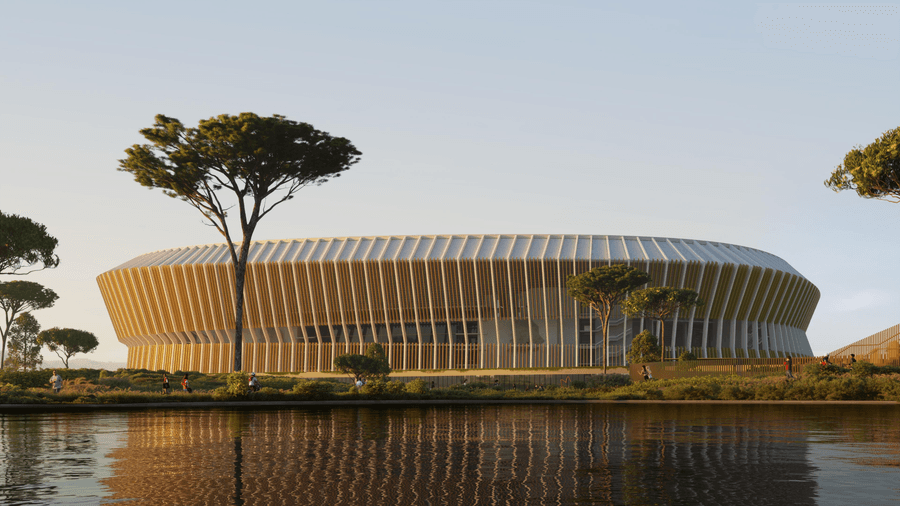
96,235,819,373
828,324,899,366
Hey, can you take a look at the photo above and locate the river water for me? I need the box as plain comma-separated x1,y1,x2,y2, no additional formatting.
1,403,898,505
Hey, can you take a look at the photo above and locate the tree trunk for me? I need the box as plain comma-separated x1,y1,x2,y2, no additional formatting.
233,258,247,372
600,311,609,375
658,318,666,361
0,315,11,369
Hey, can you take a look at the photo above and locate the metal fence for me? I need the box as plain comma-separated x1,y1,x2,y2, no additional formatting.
238,342,629,372
320,373,611,390
627,357,823,382
828,324,900,367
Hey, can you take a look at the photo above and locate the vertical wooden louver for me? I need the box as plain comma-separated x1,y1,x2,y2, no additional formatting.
97,235,820,372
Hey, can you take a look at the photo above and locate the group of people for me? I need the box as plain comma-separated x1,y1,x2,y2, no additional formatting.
782,353,858,380
162,372,260,394
161,374,193,394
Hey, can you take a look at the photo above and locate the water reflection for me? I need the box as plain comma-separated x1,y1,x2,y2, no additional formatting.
0,412,125,504
1,404,899,505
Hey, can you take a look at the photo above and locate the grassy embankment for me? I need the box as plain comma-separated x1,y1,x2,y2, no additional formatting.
1,362,899,404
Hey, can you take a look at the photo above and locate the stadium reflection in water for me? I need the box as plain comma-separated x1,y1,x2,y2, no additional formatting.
2,404,900,505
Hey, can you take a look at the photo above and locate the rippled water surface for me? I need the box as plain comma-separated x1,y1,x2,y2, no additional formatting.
1,404,899,505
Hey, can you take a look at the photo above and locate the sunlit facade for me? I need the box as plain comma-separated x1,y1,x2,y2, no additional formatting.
96,235,819,373
829,324,900,366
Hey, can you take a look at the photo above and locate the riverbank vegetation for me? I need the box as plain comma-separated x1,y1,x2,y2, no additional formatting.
1,363,899,405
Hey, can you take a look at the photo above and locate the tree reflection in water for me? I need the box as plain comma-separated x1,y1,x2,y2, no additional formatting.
1,404,899,505
0,411,121,504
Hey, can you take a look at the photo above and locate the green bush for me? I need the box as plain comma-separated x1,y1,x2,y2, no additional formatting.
678,351,698,361
361,379,405,397
850,360,876,378
255,376,297,391
0,370,52,389
291,380,335,400
589,374,632,389
404,379,429,395
211,386,231,400
98,377,132,390
225,372,250,397
626,330,662,364
253,387,283,400
804,363,846,379
662,382,720,400
450,381,490,392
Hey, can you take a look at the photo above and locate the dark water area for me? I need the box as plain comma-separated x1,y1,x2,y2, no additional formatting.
1,404,899,505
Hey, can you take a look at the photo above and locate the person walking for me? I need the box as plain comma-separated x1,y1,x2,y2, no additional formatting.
162,374,170,394
641,365,652,381
248,372,260,392
784,356,794,379
850,354,857,365
49,370,63,393
181,374,191,393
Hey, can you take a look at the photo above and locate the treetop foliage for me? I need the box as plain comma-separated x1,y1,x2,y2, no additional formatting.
825,126,900,203
118,113,362,236
0,211,59,276
0,281,59,315
565,264,652,314
334,343,392,382
620,286,705,321
36,327,99,369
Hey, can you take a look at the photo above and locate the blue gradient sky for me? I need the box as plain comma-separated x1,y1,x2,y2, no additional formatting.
2,1,898,362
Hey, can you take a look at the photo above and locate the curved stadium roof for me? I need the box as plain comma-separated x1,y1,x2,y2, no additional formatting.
109,234,805,278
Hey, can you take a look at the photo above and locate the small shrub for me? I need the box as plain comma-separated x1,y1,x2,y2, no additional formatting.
626,330,662,364
63,377,109,395
361,379,405,397
643,388,664,400
252,387,282,400
590,374,632,389
450,381,490,391
255,376,296,391
98,377,132,390
754,383,786,400
850,360,876,378
719,384,753,400
404,379,429,395
662,382,720,400
0,370,52,389
805,363,846,379
678,351,698,361
292,380,335,400
225,372,249,397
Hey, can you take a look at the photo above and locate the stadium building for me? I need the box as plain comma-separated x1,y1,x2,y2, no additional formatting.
96,235,819,373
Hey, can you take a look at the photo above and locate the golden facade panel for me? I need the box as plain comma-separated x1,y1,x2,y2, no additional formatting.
98,235,819,372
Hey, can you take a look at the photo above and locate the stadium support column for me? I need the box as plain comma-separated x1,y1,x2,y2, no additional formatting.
684,262,706,359
715,266,739,358
487,244,501,369
700,263,723,358
438,243,453,369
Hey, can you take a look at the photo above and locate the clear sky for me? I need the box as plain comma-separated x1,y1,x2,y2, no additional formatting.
2,1,898,363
